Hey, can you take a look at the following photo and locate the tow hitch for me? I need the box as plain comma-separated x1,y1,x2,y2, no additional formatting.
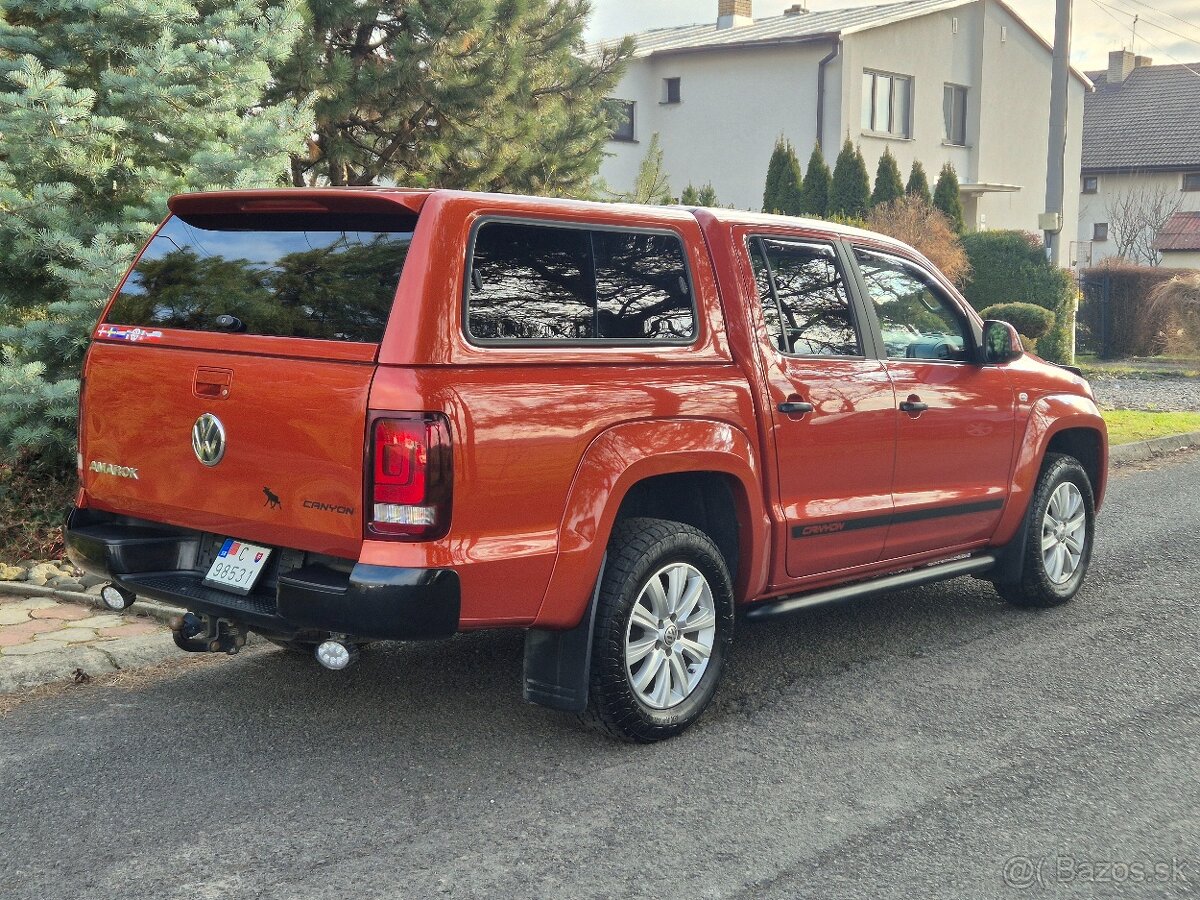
170,612,247,655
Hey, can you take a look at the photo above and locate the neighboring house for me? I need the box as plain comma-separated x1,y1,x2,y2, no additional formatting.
1154,212,1200,270
1077,51,1200,268
598,0,1087,242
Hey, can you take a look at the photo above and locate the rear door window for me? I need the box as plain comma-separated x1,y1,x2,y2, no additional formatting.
466,221,695,343
105,213,416,343
748,238,862,356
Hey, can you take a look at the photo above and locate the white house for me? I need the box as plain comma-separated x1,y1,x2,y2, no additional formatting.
598,0,1087,241
1076,51,1200,268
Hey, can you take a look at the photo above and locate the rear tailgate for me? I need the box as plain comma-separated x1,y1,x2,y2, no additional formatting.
79,193,425,559
81,343,372,558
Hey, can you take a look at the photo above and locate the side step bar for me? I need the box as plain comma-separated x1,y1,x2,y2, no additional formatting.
743,553,997,622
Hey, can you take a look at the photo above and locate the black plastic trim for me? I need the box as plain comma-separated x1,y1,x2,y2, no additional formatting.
64,510,460,641
791,498,1005,539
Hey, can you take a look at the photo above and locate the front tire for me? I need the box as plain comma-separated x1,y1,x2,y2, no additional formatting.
996,453,1096,608
582,517,734,743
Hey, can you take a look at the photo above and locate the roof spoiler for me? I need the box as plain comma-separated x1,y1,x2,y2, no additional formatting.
168,189,430,218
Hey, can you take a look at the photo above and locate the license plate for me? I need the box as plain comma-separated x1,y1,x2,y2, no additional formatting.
202,538,272,595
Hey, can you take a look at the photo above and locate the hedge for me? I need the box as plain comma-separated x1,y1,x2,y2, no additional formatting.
1078,261,1177,359
979,302,1054,349
960,231,1076,363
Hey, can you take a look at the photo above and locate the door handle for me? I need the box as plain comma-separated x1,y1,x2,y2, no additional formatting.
899,397,929,414
778,400,815,416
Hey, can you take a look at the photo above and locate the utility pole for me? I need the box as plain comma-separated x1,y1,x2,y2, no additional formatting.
1042,0,1073,268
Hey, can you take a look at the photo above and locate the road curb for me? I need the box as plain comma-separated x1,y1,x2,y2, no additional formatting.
1109,430,1200,466
0,580,184,626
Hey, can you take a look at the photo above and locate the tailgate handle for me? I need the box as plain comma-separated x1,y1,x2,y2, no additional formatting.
193,367,233,400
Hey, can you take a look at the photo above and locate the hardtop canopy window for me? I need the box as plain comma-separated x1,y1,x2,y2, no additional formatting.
105,212,416,343
466,220,696,343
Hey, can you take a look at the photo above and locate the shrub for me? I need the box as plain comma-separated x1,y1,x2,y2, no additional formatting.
866,197,970,287
1078,260,1178,358
828,139,870,219
933,163,965,233
906,161,932,204
979,302,1054,350
870,148,904,208
1149,272,1200,355
961,231,1076,363
800,143,831,217
763,136,803,215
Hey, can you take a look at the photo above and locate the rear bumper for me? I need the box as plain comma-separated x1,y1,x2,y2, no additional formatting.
64,508,460,641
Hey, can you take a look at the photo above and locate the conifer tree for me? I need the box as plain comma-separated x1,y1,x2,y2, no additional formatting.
870,148,905,208
625,133,672,205
272,0,632,193
828,139,871,219
934,163,966,233
762,136,803,215
799,143,831,217
906,160,933,204
0,0,313,468
697,184,719,207
681,184,701,205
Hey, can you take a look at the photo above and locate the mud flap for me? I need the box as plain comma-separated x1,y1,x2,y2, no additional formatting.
521,555,606,713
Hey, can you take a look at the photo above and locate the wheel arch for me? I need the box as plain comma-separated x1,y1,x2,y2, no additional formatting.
531,418,769,629
991,394,1107,576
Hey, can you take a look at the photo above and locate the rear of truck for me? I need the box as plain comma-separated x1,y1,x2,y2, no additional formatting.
66,190,461,653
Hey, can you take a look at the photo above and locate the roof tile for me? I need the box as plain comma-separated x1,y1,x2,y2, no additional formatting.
1083,64,1200,171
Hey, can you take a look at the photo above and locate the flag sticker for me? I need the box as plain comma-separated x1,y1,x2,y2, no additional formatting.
97,324,163,343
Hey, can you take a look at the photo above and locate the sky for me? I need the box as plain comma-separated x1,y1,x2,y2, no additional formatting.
585,0,1200,72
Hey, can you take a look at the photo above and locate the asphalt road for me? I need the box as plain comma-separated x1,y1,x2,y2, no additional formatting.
2,455,1198,900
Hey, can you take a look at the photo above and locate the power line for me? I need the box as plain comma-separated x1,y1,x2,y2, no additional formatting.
1087,0,1200,80
1113,0,1200,40
1103,0,1200,49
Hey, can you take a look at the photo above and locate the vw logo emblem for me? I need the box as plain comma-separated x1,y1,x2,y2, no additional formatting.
192,413,226,466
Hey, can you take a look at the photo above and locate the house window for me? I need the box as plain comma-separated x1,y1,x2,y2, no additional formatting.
861,70,912,138
1082,176,1099,194
1093,222,1109,241
1184,173,1200,191
607,99,635,142
663,77,681,104
943,84,968,145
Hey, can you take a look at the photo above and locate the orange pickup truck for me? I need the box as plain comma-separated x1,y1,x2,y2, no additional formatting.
66,188,1106,741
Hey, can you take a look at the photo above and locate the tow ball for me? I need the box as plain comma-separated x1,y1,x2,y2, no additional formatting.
170,613,246,655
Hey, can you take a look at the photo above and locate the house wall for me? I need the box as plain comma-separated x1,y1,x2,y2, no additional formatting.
1077,170,1200,266
1160,251,1200,270
598,42,828,209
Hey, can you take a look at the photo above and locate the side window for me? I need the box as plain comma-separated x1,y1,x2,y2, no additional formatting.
466,221,695,343
854,249,971,362
749,238,861,357
467,222,592,339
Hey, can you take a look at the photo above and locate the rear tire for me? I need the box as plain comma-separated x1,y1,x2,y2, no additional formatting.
995,453,1096,608
582,517,734,743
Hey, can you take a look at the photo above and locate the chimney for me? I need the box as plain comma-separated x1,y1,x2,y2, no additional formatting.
717,0,752,29
1134,54,1153,69
784,3,808,15
1107,49,1135,84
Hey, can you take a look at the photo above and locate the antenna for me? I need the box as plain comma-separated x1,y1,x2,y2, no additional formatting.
1131,13,1139,53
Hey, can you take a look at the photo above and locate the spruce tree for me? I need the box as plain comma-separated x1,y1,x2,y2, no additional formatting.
697,184,719,207
800,143,831,218
828,139,871,220
870,148,905,208
934,163,966,233
681,185,701,205
906,160,933,204
0,0,312,468
272,1,632,192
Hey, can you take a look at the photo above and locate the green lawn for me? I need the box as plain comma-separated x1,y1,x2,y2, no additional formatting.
1102,410,1200,446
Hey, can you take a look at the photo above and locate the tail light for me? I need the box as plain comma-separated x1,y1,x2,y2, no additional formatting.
368,413,452,540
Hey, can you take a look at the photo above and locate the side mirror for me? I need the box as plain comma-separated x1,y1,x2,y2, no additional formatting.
981,320,1024,364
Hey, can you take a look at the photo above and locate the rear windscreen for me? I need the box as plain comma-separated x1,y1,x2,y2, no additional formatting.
105,212,416,342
